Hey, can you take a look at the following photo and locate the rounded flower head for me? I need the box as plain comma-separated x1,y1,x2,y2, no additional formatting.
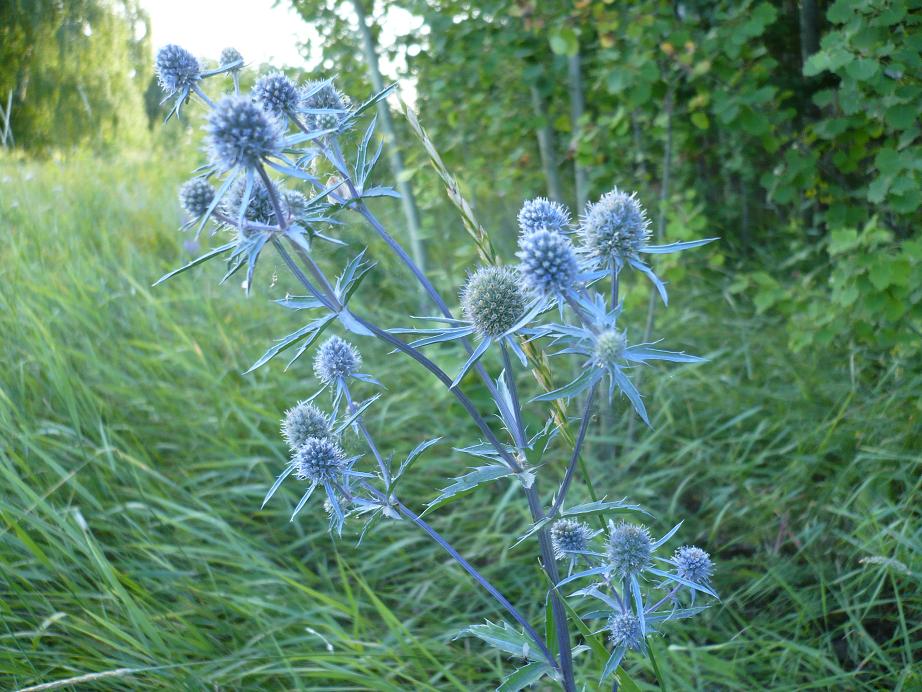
608,612,643,650
674,545,714,585
178,177,214,217
206,95,284,170
220,47,243,69
516,228,579,296
314,336,361,384
281,401,333,451
579,188,651,267
294,436,346,483
608,521,653,577
518,197,571,235
156,44,200,93
594,329,626,366
460,266,527,338
284,190,308,219
551,519,592,560
223,178,285,224
300,80,351,131
254,71,299,118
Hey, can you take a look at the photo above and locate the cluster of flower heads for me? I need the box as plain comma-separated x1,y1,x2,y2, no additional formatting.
511,190,717,307
551,517,717,676
153,42,721,687
267,336,378,531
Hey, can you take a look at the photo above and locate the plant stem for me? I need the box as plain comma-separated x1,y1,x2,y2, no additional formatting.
342,382,389,485
550,387,596,518
394,498,559,671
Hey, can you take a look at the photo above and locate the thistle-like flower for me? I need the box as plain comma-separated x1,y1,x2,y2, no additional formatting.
206,95,284,171
281,401,333,451
578,187,718,304
156,44,200,94
594,329,627,365
178,178,214,218
294,436,346,483
518,197,571,235
299,80,351,131
314,336,361,384
461,266,527,338
517,228,579,298
580,189,650,264
223,178,283,223
254,71,299,119
531,293,704,424
551,519,593,560
220,47,243,69
284,190,308,219
673,545,714,586
608,521,653,578
607,612,644,650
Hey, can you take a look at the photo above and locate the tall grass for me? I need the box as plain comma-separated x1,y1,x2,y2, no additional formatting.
1,154,919,690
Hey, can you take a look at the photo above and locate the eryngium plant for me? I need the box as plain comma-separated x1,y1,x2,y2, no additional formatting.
151,44,720,690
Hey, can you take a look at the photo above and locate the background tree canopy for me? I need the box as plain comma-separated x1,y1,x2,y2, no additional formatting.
0,0,152,150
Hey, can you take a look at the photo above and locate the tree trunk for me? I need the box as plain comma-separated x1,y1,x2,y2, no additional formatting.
529,83,564,203
351,0,426,281
567,53,588,211
798,0,820,67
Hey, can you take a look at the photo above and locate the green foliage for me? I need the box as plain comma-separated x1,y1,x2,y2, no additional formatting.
2,153,918,690
0,0,151,151
733,217,922,355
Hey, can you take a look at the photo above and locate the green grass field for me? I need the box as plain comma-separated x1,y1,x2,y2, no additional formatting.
1,154,919,690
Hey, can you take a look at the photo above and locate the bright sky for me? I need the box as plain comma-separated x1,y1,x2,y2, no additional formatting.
141,0,424,74
142,0,319,68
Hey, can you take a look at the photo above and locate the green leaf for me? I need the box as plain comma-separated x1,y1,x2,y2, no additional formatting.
828,228,860,255
691,112,710,130
845,57,879,81
549,26,579,56
803,51,831,77
885,104,917,130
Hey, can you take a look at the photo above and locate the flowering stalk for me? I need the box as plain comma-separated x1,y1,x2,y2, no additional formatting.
150,44,721,690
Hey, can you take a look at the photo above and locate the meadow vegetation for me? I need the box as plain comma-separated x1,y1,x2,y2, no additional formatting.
1,153,918,689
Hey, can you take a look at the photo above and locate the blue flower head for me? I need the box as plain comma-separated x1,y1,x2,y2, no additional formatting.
282,401,333,451
299,80,351,131
551,519,593,560
294,436,346,484
254,71,299,119
594,329,627,366
516,228,579,297
674,545,714,585
220,47,243,69
518,197,571,235
156,44,200,94
530,292,705,425
178,177,214,217
223,177,284,223
460,266,527,338
579,188,650,268
608,612,643,650
608,521,652,577
578,187,718,304
314,336,361,384
206,95,284,170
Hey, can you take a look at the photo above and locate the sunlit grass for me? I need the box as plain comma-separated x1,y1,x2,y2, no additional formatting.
1,154,918,690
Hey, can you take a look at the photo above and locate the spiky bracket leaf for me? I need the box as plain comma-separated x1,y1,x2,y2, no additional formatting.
455,620,544,662
422,464,514,517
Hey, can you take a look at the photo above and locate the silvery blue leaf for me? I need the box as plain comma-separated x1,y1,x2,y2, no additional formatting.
639,237,718,254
